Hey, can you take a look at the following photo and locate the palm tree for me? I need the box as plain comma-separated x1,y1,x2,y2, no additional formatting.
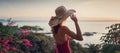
85,43,100,53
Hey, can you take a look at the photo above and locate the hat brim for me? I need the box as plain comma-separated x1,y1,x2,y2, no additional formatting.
49,9,76,27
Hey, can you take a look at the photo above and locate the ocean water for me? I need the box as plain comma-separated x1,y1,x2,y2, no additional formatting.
1,19,120,47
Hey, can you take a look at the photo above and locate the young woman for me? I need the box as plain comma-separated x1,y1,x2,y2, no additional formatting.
48,6,83,53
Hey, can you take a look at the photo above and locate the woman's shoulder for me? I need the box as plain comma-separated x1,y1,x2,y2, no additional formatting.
60,26,70,30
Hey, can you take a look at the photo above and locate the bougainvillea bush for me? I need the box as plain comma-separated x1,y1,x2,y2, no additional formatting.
0,18,86,53
0,18,32,53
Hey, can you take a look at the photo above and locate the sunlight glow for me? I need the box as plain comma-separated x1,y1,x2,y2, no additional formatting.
0,0,120,20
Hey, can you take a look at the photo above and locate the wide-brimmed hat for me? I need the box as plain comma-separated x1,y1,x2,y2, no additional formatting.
48,6,76,27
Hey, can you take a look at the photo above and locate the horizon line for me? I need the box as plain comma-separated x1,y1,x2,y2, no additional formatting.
0,19,120,22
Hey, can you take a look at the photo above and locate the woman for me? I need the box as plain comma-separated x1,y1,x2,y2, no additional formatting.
48,6,83,53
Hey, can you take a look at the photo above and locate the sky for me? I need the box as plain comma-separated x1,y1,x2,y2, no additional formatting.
0,0,120,20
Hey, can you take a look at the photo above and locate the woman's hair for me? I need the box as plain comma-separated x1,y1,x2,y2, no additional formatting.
52,24,61,35
51,6,66,35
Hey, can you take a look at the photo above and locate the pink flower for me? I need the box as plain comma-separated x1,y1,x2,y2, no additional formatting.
0,51,4,53
1,39,9,45
23,39,32,47
25,43,33,47
4,46,9,52
23,39,30,43
11,47,17,51
4,40,9,45
19,29,30,36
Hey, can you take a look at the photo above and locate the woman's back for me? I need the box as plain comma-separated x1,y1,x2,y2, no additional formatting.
53,26,71,53
53,26,70,45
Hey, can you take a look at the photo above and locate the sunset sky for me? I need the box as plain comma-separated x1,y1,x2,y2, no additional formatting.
0,0,120,20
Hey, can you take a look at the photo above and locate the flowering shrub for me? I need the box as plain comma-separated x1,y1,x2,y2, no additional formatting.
23,39,32,47
0,18,32,53
19,29,30,36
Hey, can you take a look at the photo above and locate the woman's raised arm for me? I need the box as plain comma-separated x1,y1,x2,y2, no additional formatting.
62,15,83,41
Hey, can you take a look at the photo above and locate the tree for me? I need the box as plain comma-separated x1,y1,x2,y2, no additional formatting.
100,23,120,53
100,23,120,44
85,43,100,53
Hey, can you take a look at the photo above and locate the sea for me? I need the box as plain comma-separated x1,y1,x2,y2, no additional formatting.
1,18,120,47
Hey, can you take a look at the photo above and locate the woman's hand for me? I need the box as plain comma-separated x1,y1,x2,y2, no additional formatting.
70,14,78,23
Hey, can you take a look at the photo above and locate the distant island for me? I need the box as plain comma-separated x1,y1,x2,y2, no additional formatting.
0,19,6,21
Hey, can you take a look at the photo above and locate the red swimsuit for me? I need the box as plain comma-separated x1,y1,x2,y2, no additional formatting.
54,37,71,53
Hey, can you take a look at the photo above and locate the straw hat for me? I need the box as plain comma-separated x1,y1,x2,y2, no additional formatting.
48,6,76,27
